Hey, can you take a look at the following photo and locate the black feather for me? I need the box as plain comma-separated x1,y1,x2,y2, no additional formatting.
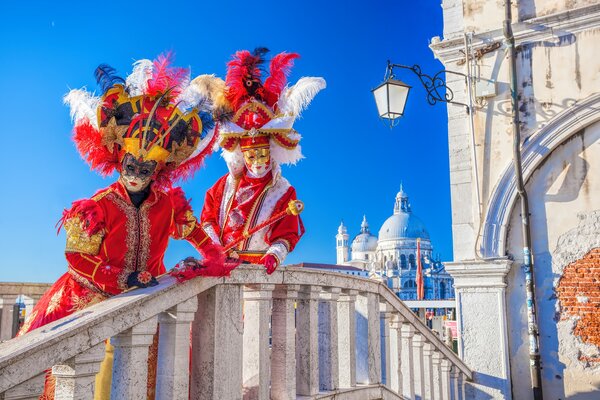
94,64,125,92
252,47,269,65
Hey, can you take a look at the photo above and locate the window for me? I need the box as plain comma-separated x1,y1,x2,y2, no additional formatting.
403,280,416,288
400,254,407,269
409,254,415,268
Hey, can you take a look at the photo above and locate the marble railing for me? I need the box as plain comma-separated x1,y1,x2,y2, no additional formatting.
0,265,472,400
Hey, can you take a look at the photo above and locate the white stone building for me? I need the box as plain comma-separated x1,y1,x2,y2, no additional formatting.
336,187,454,301
429,1,600,398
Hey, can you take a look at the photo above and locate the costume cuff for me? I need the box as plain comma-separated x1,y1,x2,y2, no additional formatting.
266,241,289,266
202,223,222,245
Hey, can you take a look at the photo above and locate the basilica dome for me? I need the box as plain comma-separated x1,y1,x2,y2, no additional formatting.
378,187,430,241
351,216,378,253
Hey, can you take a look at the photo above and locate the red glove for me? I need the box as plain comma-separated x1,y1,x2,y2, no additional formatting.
262,254,279,275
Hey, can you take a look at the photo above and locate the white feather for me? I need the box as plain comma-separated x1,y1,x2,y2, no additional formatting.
277,77,326,117
270,140,304,166
221,147,245,176
125,59,153,96
176,81,210,112
63,89,101,129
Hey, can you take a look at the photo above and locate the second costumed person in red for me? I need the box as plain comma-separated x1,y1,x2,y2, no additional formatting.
201,48,326,273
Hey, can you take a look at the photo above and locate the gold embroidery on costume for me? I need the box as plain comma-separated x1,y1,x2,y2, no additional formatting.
20,310,38,333
67,269,109,297
64,216,104,255
45,287,65,316
176,210,196,239
69,291,105,313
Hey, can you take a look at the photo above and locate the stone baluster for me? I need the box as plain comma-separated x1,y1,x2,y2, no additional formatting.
190,285,243,400
399,323,415,399
3,373,45,400
380,305,393,387
318,287,340,391
155,296,198,399
243,284,275,400
458,372,466,400
110,316,159,399
51,342,106,400
0,294,18,340
271,285,299,400
296,285,320,396
365,292,381,384
388,315,403,393
450,366,460,400
337,289,357,389
423,342,435,400
412,333,426,399
440,359,452,400
432,351,443,400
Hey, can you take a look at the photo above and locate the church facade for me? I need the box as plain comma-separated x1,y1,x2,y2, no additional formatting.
336,186,454,301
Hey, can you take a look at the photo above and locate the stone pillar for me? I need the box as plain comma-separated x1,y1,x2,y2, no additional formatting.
337,289,357,389
52,343,106,400
432,351,443,400
450,366,460,400
458,372,466,400
423,342,435,400
318,287,340,391
110,316,158,399
271,285,299,400
0,295,18,341
243,284,274,400
444,260,512,399
400,323,415,399
296,285,320,396
389,315,403,393
380,307,393,387
365,292,381,384
412,333,426,399
156,296,198,400
190,285,243,400
440,359,452,400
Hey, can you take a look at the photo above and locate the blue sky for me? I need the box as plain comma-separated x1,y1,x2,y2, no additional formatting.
0,1,451,283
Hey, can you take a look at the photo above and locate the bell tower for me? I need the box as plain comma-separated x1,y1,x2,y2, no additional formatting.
336,221,349,264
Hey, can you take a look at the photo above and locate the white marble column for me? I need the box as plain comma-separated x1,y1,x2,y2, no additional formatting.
365,292,381,384
440,359,452,400
110,316,158,399
450,366,460,400
296,285,320,396
52,342,106,400
423,342,435,400
458,372,466,400
190,285,244,400
243,284,275,400
337,289,357,389
388,315,403,394
271,285,299,400
412,333,426,399
380,307,393,387
0,295,18,340
156,296,198,400
444,260,512,399
318,287,340,391
432,351,443,400
400,323,415,399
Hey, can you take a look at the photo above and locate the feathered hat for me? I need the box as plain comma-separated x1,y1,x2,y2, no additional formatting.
64,53,221,186
215,48,326,174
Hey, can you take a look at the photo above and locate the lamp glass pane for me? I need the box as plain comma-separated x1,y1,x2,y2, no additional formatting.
373,83,390,118
387,80,410,117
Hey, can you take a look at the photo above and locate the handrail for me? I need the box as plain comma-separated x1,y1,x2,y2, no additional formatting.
0,265,472,394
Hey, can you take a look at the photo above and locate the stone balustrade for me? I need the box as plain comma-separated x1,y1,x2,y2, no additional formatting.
0,265,472,400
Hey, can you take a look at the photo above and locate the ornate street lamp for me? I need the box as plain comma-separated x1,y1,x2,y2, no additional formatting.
372,60,470,127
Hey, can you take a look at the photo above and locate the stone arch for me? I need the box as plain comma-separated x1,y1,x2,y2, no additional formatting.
479,93,600,258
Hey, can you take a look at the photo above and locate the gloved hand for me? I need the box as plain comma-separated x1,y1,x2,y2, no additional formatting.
262,254,279,275
126,271,158,288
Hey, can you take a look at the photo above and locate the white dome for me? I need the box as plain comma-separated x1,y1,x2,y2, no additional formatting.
351,216,378,253
378,187,429,241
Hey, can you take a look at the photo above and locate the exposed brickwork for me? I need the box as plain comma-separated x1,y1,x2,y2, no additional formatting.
556,247,600,360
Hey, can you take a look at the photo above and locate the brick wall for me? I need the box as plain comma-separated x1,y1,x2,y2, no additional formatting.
556,247,600,362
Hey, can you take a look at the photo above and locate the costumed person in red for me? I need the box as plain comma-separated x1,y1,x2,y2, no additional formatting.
200,48,325,274
17,54,229,399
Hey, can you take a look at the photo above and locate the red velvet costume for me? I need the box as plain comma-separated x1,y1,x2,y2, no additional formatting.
19,183,207,334
202,170,302,264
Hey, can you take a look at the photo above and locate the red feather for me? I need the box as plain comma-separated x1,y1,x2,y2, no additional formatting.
57,199,105,236
225,50,262,110
169,243,240,282
146,52,189,98
264,52,299,98
72,121,119,176
169,187,193,225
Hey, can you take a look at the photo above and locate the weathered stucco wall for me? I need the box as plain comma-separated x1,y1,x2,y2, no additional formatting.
506,121,600,399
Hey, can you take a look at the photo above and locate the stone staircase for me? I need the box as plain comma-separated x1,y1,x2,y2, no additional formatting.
0,265,472,399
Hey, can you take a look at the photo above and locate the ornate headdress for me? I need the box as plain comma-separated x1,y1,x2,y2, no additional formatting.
64,53,220,186
215,48,326,173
